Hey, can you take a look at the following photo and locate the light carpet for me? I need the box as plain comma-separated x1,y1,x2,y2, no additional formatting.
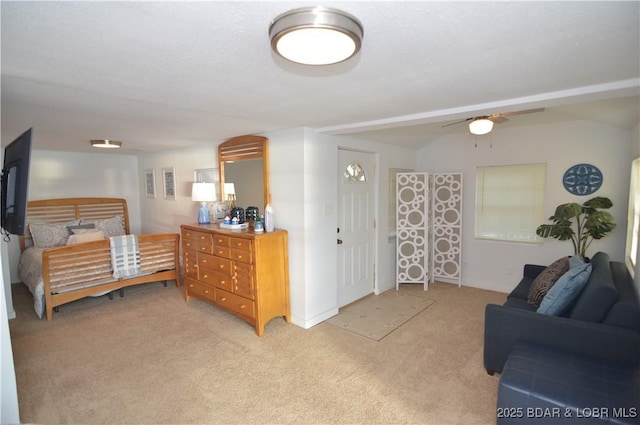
9,280,507,424
326,290,435,341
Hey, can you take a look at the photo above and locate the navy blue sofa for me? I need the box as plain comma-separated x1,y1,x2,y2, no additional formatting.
484,251,640,375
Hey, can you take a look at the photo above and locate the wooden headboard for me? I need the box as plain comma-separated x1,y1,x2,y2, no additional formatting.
20,197,130,252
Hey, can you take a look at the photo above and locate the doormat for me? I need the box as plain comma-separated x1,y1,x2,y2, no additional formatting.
326,290,435,341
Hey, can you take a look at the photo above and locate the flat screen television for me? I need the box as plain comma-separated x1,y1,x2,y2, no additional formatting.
1,128,32,236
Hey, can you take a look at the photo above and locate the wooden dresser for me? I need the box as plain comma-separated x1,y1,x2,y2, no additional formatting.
180,223,290,336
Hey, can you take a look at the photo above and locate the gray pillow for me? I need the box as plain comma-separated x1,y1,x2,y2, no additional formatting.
29,219,82,247
81,215,125,237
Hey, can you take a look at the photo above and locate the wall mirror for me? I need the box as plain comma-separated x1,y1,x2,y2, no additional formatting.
218,135,270,212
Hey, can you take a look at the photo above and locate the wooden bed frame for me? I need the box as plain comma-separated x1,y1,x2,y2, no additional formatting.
19,197,181,320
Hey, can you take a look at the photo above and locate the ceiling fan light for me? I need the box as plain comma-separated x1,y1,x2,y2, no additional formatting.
90,139,122,148
469,118,494,135
269,6,363,65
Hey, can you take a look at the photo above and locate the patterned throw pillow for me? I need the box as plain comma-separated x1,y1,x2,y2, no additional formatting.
29,219,82,247
81,215,125,237
527,256,570,307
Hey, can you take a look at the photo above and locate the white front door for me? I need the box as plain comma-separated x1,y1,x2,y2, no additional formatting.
337,149,376,307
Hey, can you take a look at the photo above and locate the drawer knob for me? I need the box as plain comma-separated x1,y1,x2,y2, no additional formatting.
205,290,209,294
219,264,224,269
189,284,194,288
240,304,246,310
202,259,207,263
203,274,208,279
221,297,226,302
237,255,243,260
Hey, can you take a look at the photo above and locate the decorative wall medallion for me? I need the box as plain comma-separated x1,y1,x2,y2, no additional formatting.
562,163,602,196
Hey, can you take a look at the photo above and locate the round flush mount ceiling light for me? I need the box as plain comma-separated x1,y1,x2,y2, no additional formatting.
468,118,494,135
90,139,122,149
269,6,363,65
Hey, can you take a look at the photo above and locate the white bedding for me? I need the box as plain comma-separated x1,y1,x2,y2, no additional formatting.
18,247,47,318
18,247,117,319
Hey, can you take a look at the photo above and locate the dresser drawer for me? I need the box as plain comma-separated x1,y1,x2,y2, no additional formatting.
213,234,230,248
213,246,231,259
200,270,233,292
185,278,215,302
215,290,256,319
234,262,254,299
198,253,233,275
231,248,252,263
181,229,199,241
196,239,213,254
230,237,251,252
184,249,198,279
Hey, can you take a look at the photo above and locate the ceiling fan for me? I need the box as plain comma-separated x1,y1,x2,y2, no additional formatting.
442,108,545,135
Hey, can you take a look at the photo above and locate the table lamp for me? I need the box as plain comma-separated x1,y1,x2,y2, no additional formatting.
192,182,216,224
224,183,236,210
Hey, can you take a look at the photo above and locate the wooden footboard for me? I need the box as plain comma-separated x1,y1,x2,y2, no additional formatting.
42,233,181,320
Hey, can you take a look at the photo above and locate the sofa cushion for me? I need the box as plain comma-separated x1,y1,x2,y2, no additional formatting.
503,297,537,312
602,261,639,330
569,252,619,323
527,256,569,306
537,260,592,316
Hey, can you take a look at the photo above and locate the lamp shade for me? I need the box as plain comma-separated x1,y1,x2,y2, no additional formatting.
468,118,494,135
224,183,236,196
269,6,363,65
191,182,216,202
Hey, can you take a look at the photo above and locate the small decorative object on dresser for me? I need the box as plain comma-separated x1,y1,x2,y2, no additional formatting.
180,223,290,336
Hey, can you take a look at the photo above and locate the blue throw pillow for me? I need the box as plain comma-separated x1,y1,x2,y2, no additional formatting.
537,261,592,316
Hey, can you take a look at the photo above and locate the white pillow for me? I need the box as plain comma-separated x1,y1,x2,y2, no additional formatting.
66,230,106,245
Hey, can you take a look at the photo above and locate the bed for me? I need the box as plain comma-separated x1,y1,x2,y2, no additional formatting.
18,197,181,320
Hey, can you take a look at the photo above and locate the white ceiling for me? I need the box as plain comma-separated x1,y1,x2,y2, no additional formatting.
1,1,639,154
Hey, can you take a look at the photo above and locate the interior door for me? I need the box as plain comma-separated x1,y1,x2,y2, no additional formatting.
337,149,376,307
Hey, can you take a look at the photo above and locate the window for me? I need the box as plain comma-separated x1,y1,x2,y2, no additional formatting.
475,163,546,243
343,162,366,182
625,158,640,270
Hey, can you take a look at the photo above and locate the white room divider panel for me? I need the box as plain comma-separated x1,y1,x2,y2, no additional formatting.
431,173,463,286
396,172,463,290
396,172,431,290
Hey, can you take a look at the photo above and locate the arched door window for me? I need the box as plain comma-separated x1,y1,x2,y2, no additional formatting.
343,162,367,182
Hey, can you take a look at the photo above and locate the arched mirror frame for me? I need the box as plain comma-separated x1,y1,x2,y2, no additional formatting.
218,135,270,209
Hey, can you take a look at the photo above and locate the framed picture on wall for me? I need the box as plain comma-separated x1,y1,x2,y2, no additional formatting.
163,167,176,200
144,169,156,198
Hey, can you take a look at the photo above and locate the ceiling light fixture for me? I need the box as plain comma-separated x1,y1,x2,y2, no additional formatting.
269,6,363,65
90,139,122,149
468,118,494,135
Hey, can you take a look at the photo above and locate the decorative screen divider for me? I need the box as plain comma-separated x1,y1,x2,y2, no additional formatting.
431,173,463,286
396,173,431,291
396,172,462,290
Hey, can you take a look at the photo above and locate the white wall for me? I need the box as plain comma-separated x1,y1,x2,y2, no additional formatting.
417,119,634,294
137,142,216,234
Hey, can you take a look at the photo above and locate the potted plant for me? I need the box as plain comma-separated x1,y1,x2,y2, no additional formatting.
536,196,616,260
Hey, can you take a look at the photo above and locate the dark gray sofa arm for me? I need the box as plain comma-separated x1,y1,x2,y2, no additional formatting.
484,303,640,374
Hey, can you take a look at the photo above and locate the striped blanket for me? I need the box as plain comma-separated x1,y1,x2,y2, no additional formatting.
109,235,141,279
